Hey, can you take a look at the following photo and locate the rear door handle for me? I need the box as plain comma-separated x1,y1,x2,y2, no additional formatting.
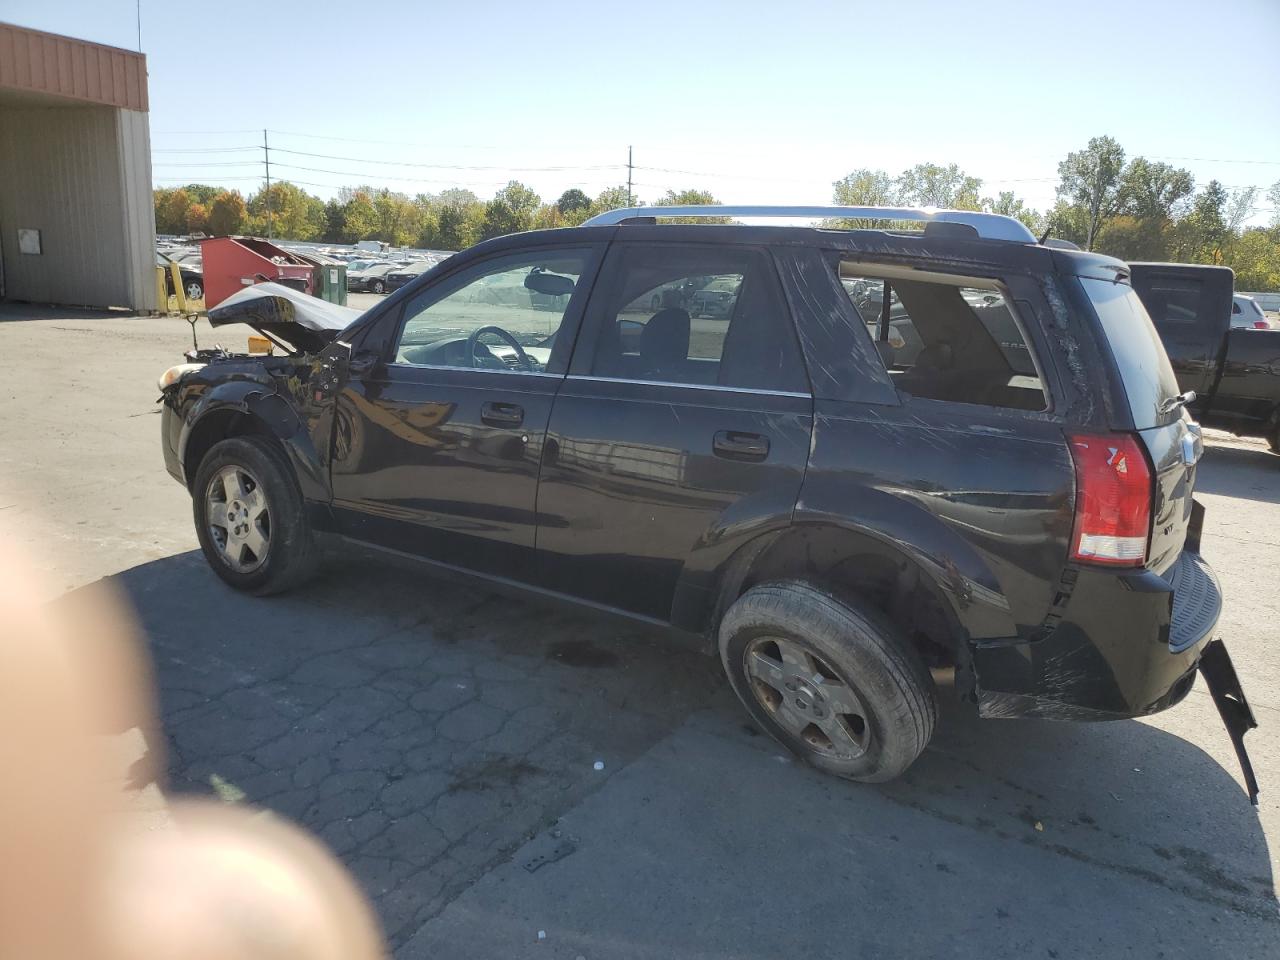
481,401,524,428
713,430,769,462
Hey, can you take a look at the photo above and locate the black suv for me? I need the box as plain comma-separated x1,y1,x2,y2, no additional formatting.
158,206,1256,790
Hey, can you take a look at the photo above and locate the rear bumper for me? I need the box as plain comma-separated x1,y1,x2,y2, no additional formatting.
972,549,1221,721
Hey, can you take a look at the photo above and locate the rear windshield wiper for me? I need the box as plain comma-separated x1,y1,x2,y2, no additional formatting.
1159,390,1197,415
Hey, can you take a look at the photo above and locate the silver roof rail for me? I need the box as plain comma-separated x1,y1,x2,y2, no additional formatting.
581,205,1037,243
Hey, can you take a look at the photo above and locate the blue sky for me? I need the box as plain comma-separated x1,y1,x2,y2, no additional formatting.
7,0,1280,221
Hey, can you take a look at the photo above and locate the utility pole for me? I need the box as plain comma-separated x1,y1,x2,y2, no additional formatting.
626,145,633,207
263,128,274,239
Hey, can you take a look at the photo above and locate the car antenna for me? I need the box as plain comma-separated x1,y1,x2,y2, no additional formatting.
1038,227,1052,245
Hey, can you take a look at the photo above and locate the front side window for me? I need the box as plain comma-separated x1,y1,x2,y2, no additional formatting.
841,262,1047,412
581,244,807,392
393,249,589,372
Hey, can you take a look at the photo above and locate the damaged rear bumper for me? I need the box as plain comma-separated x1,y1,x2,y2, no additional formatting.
971,549,1220,722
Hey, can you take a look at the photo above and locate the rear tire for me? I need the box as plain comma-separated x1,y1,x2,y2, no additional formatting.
719,580,937,782
192,436,319,595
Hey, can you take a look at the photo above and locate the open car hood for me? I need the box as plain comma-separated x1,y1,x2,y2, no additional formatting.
207,282,362,353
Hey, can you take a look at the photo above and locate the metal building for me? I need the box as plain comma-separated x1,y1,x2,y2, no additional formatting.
0,22,157,311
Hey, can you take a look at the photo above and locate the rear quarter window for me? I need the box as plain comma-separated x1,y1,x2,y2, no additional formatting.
1081,277,1181,429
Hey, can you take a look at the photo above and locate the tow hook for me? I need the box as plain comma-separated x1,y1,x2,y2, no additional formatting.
1199,640,1259,805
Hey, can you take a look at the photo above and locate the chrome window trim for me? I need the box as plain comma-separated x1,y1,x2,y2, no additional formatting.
386,362,563,379
565,374,810,399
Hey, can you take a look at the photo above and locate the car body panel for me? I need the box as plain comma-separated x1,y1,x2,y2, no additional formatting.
158,220,1234,729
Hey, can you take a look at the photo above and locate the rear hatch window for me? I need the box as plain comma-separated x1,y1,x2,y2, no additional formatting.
1081,278,1181,430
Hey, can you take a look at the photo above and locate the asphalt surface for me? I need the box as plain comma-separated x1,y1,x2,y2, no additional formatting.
1,304,1277,958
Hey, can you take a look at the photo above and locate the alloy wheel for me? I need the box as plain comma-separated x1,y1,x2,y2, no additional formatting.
743,636,871,761
205,465,270,573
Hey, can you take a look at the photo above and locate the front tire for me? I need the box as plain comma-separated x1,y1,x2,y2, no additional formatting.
372,279,386,294
192,436,318,595
719,581,936,782
185,279,204,301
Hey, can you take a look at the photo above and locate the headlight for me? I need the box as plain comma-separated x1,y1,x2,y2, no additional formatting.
157,362,204,392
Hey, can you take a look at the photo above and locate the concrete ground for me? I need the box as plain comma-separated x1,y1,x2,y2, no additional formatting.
0,305,1276,958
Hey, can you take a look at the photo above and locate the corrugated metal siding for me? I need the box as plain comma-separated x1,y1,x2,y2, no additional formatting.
0,22,147,111
0,104,137,308
116,108,159,310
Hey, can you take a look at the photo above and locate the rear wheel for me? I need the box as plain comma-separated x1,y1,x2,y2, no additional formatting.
192,436,318,595
719,580,937,782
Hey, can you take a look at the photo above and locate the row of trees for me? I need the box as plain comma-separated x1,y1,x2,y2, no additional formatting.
153,137,1280,290
153,181,713,252
831,139,1280,290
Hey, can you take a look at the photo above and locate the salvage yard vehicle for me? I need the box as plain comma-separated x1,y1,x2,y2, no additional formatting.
346,261,399,294
157,206,1258,796
1132,262,1280,453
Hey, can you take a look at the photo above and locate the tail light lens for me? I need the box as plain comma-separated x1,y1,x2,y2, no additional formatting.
1252,320,1270,329
1068,433,1153,567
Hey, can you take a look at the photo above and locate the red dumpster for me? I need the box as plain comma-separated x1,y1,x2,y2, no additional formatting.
199,236,315,308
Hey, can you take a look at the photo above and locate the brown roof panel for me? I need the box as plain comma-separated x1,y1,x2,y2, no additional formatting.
0,21,147,111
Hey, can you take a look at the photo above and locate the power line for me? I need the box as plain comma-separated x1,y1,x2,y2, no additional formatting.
269,146,621,173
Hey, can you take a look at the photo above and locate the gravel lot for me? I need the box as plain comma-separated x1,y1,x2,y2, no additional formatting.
1,304,1276,958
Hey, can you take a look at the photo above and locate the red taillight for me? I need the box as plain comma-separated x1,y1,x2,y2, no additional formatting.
1068,433,1152,567
1252,320,1269,329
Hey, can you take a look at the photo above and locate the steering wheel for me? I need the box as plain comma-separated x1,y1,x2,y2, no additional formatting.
465,325,533,371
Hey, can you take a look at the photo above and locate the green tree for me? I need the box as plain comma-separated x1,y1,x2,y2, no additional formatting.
557,188,592,216
1170,180,1229,262
154,188,191,235
1043,199,1092,248
338,189,379,242
653,188,730,223
1118,158,1194,220
896,163,982,209
1269,180,1280,228
1094,214,1170,262
481,181,541,239
206,190,246,236
832,168,897,207
184,202,210,236
589,185,633,217
982,191,1042,232
1225,227,1280,291
322,199,346,242
1055,135,1127,249
246,181,326,240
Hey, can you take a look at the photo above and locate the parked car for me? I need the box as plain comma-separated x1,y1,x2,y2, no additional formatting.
1132,263,1280,454
1232,294,1277,330
157,205,1256,796
383,259,436,291
156,251,204,301
346,262,399,294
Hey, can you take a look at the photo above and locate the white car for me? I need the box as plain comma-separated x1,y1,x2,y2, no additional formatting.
1232,294,1277,330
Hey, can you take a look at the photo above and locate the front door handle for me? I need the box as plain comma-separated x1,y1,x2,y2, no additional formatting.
713,430,769,462
481,401,524,428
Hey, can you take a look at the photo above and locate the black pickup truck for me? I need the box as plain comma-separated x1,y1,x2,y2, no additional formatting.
1132,263,1280,450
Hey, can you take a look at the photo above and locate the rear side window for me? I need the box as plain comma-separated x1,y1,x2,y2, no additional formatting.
1135,275,1203,325
840,262,1047,412
581,244,807,392
1081,278,1181,429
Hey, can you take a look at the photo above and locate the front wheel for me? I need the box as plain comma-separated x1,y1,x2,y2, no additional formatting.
185,279,204,301
719,581,937,782
372,279,385,294
192,436,318,595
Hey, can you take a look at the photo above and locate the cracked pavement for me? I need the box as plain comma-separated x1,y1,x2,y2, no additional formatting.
1,308,1276,958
